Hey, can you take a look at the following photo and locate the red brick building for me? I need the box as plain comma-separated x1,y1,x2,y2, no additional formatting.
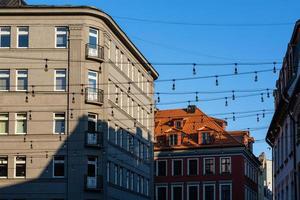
154,105,261,200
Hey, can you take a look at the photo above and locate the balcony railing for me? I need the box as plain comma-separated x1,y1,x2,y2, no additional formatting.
85,175,103,191
85,131,103,148
86,43,104,61
85,87,104,105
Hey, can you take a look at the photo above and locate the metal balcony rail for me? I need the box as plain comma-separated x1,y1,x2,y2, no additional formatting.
85,87,104,105
85,43,104,61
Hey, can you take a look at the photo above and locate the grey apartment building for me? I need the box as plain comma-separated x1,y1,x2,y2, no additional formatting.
0,0,158,199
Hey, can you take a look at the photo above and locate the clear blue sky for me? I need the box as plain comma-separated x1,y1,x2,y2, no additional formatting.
28,0,300,159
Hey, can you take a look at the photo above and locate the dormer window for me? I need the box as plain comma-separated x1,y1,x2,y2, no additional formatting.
202,132,211,144
175,120,182,129
169,134,178,146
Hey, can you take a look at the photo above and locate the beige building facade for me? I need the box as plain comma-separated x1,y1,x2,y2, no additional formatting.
0,1,158,199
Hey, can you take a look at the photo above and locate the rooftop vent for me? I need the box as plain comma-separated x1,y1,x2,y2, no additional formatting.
0,0,27,7
186,105,196,113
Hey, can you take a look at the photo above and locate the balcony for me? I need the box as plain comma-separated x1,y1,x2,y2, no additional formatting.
85,43,104,62
85,175,103,191
85,88,104,105
85,131,103,148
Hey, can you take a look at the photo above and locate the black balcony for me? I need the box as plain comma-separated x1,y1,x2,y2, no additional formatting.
86,43,104,61
84,175,103,191
85,87,104,105
85,131,103,148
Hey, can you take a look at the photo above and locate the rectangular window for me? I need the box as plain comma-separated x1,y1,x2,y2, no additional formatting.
16,113,27,134
15,156,26,178
119,167,123,187
126,170,129,189
204,158,215,175
171,185,183,200
16,70,28,91
220,184,232,200
202,132,211,144
172,160,182,176
0,27,10,48
187,185,198,200
203,184,215,200
107,162,110,182
0,113,8,134
87,70,98,101
156,186,168,200
220,157,231,174
114,164,118,185
156,160,167,176
169,134,178,146
53,156,65,178
0,157,8,178
130,172,134,191
0,70,9,91
55,70,66,91
145,179,149,196
54,113,65,134
87,157,97,177
137,175,140,193
188,158,198,176
55,27,67,48
17,27,28,48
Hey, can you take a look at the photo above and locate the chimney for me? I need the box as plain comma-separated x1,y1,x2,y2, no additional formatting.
0,0,27,7
186,105,196,113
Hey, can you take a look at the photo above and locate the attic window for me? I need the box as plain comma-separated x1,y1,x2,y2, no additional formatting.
169,134,178,146
202,132,211,144
175,120,182,129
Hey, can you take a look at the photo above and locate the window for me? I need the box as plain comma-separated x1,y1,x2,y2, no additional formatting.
220,157,231,174
187,185,198,200
0,157,8,178
87,71,98,101
188,158,198,176
0,27,10,48
169,134,178,146
54,113,65,134
156,186,168,200
171,185,183,200
130,172,134,191
114,164,118,185
204,158,215,175
172,159,182,176
0,70,9,91
87,157,97,178
15,156,26,178
55,27,67,48
0,113,8,134
203,184,215,200
53,156,64,178
145,179,149,196
119,167,123,187
17,27,28,48
137,175,140,193
156,160,167,176
16,113,27,134
175,120,182,129
220,184,232,200
16,70,28,91
88,28,99,57
106,162,110,182
126,170,129,189
202,132,211,144
55,70,66,91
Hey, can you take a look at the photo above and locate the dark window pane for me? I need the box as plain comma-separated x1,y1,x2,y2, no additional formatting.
18,35,28,47
188,186,198,200
1,35,10,47
157,187,167,200
204,185,215,200
158,161,166,176
173,160,182,176
173,186,182,200
221,185,231,200
189,160,197,175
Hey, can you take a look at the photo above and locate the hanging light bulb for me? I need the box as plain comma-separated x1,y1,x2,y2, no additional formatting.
195,92,199,102
157,92,160,103
192,63,196,75
29,110,32,120
150,104,153,113
70,109,74,119
115,93,119,104
31,85,35,97
99,65,102,73
111,107,114,117
232,112,236,121
273,62,276,73
261,93,264,102
232,90,235,100
225,97,228,107
188,100,191,106
257,114,260,122
127,82,131,93
72,93,75,103
44,58,48,72
254,71,258,82
25,91,29,103
267,88,270,98
234,63,238,74
172,79,176,90
215,76,219,86
262,109,265,118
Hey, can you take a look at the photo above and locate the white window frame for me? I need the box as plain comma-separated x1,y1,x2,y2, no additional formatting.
15,113,27,135
54,69,66,91
219,183,232,200
0,70,10,91
172,159,183,176
187,158,198,176
203,183,216,200
220,157,232,174
17,26,29,48
171,184,183,200
0,113,8,135
169,134,178,146
187,184,199,200
16,69,28,91
53,113,65,134
55,27,68,48
156,160,167,176
52,156,65,178
203,157,215,175
89,28,98,46
0,27,10,48
156,185,168,200
14,156,26,178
